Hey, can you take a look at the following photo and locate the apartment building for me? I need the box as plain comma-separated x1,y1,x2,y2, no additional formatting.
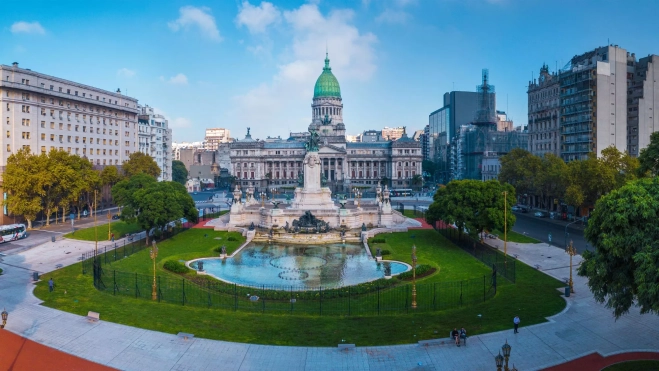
628,54,659,156
204,128,230,150
138,105,172,181
527,64,561,157
0,62,139,169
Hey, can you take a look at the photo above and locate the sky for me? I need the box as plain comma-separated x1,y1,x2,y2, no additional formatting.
2,0,659,142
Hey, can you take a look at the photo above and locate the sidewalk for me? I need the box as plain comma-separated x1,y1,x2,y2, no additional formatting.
0,232,658,370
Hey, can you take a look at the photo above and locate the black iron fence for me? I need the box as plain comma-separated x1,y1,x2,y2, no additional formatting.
81,226,190,275
92,263,500,316
435,226,516,283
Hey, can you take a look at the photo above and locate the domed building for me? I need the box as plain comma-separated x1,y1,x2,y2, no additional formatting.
229,54,421,194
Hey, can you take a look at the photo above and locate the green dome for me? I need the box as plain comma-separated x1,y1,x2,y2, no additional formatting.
313,54,341,99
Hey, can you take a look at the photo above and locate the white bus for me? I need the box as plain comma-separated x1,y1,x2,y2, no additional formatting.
0,224,27,243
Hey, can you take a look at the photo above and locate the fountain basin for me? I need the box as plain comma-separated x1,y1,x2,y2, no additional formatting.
188,243,410,290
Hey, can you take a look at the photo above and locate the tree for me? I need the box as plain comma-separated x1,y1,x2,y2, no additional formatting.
638,131,659,177
3,149,44,229
534,153,568,209
411,174,423,190
380,176,390,188
498,148,541,204
122,152,161,179
101,165,122,187
425,179,515,239
578,177,659,318
112,175,197,245
172,160,188,185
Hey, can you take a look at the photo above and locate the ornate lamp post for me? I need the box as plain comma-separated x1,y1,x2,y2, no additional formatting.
1,308,8,329
495,352,504,371
352,188,362,207
260,191,266,207
107,210,112,241
566,240,577,293
150,241,158,301
270,188,279,201
502,341,511,371
411,244,417,309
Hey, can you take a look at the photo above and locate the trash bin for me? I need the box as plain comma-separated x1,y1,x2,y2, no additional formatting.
33,271,39,281
564,287,570,297
51,236,56,242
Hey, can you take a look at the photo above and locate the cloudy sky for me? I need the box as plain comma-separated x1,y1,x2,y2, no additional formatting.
2,0,659,142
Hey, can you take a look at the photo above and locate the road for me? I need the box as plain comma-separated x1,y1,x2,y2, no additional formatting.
511,212,591,254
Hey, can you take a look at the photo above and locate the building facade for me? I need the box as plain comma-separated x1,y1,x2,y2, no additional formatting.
0,62,139,170
138,105,172,181
229,54,422,193
559,45,631,161
527,64,561,157
204,128,230,150
628,54,659,156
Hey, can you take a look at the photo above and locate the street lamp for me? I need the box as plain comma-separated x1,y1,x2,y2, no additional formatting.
260,191,267,208
150,241,158,301
502,341,511,371
411,244,417,309
1,308,7,329
564,217,582,249
495,352,504,371
566,240,577,293
107,210,112,241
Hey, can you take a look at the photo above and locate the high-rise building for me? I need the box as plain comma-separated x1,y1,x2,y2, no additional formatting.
137,105,172,181
527,64,561,157
628,54,659,156
381,126,405,141
559,45,631,161
204,128,230,150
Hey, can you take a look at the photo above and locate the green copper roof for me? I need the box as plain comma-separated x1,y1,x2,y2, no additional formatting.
313,53,341,99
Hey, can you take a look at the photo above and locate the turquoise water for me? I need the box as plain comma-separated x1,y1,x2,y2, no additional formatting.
190,243,409,289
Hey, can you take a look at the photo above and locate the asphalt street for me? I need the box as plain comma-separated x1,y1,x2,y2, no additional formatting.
511,212,590,254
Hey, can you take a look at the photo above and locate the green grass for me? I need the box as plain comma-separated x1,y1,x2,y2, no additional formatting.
35,228,566,346
64,221,142,241
602,360,659,371
493,230,541,244
0,267,3,275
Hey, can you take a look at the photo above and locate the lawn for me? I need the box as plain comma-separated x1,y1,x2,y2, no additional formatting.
64,221,142,241
35,228,566,346
602,360,659,370
493,230,541,244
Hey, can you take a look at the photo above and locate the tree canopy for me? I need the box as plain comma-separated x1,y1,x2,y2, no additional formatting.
112,174,198,244
172,160,188,185
3,149,43,229
638,131,659,177
122,152,161,179
578,177,659,318
425,179,515,239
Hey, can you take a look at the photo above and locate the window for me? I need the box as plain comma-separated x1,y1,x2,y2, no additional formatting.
41,121,45,128
50,122,55,129
41,146,46,154
6,144,9,152
6,131,9,138
40,133,45,140
50,134,54,141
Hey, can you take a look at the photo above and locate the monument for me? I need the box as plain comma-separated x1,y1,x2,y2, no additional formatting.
290,130,336,211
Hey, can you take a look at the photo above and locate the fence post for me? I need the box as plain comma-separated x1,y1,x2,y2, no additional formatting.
135,273,138,298
290,286,293,314
262,285,265,313
104,247,107,264
158,276,161,302
208,281,211,308
113,270,116,296
406,285,409,313
319,286,322,316
483,276,486,302
348,286,351,316
433,282,436,310
377,285,380,315
182,278,185,306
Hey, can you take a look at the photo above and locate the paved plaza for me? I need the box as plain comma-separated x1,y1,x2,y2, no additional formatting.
0,232,658,370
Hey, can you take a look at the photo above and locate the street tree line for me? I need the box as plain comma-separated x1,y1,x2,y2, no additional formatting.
3,150,163,229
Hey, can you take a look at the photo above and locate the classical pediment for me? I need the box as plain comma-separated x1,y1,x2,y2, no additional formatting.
318,144,346,154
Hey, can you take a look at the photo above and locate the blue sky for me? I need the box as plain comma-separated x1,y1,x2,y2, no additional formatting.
2,0,659,142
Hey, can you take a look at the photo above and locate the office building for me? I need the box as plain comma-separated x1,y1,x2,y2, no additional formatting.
204,128,230,150
137,105,172,181
628,54,659,156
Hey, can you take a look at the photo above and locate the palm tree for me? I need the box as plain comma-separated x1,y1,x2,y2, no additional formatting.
411,174,423,191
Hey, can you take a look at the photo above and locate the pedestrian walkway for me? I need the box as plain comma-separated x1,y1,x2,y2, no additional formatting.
0,231,658,370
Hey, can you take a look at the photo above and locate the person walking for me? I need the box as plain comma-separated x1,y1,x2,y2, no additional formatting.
48,278,54,292
513,315,520,334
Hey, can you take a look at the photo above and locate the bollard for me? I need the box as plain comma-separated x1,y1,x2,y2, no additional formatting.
564,286,570,297
51,236,56,243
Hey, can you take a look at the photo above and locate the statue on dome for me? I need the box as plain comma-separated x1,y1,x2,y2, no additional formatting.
305,129,320,152
321,113,332,125
247,127,251,135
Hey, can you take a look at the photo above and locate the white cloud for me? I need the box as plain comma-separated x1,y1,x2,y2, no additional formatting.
171,117,193,129
375,9,411,24
162,73,189,85
236,1,281,34
116,68,136,78
230,4,377,137
168,6,222,41
10,21,45,35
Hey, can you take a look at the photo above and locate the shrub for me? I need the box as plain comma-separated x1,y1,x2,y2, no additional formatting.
397,264,434,280
227,236,238,242
371,238,386,244
0,267,3,275
163,260,190,274
380,249,391,256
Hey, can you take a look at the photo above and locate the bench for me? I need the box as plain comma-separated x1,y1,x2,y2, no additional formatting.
86,311,100,322
177,332,195,340
337,344,355,351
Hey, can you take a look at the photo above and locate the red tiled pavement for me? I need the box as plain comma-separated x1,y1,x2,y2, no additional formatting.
543,351,659,371
409,218,434,229
0,330,117,371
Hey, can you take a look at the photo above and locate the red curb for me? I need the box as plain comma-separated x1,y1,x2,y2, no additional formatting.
0,330,117,371
409,218,433,230
542,351,659,371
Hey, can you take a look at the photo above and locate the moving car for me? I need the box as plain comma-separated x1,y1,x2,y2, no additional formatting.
534,211,548,218
512,205,522,212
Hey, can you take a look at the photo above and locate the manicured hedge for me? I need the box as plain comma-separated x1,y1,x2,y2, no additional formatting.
371,238,386,244
163,260,190,274
227,236,238,242
397,265,434,280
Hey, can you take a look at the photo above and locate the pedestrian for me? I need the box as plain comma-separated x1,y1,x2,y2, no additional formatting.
451,328,460,346
111,233,115,242
513,315,520,334
48,278,54,292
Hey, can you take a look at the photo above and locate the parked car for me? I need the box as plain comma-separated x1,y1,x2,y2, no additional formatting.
111,214,120,220
511,205,522,212
534,211,548,218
